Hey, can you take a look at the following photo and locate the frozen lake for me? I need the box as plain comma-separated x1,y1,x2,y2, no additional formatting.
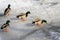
0,0,60,40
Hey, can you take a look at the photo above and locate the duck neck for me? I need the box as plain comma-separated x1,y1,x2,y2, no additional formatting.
26,13,29,17
6,22,9,24
8,6,10,8
8,7,10,9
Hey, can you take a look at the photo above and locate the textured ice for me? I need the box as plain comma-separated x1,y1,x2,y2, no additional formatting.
0,0,60,40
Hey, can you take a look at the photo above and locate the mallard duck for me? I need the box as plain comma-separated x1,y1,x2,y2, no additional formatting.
32,19,47,26
1,20,10,32
4,4,11,16
16,11,30,21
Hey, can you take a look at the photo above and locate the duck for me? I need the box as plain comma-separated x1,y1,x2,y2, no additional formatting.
4,4,11,16
1,20,10,32
16,11,31,21
32,18,47,26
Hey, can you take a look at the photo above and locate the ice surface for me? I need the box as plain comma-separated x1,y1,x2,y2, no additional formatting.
0,0,60,40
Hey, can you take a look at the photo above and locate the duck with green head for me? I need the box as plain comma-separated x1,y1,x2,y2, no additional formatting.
4,4,11,16
1,20,10,32
32,19,47,27
16,11,31,21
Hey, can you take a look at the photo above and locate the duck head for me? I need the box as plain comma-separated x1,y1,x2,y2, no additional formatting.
8,4,11,8
26,11,30,17
6,20,10,24
41,20,47,24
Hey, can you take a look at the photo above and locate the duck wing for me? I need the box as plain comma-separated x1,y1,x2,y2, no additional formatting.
1,24,9,29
